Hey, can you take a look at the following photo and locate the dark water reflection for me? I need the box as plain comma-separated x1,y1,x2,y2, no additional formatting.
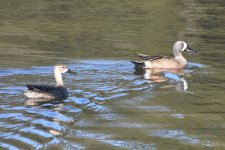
0,0,225,149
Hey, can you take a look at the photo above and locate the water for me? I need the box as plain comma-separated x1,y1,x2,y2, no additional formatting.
0,0,225,149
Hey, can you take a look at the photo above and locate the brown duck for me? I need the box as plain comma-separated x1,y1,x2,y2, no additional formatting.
131,41,197,69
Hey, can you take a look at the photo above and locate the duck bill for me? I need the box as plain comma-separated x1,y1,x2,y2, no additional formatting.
66,69,76,74
184,46,198,54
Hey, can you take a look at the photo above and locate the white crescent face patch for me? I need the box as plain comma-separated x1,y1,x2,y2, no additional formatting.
181,42,187,52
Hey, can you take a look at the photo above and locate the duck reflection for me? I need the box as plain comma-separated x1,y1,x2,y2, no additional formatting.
23,98,64,107
23,98,65,136
134,66,188,91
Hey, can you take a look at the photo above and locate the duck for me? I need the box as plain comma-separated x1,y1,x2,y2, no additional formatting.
23,64,74,99
131,41,197,69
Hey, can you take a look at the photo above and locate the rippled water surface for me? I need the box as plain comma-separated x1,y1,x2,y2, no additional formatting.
0,0,225,150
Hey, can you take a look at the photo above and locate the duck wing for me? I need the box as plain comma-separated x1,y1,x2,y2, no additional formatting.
136,53,166,61
131,53,167,66
26,85,58,93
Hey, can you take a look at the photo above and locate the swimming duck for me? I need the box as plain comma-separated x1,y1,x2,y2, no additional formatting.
131,41,197,69
23,65,74,99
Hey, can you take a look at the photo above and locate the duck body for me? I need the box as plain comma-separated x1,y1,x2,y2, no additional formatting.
131,54,188,69
24,85,69,99
23,65,74,99
131,41,197,69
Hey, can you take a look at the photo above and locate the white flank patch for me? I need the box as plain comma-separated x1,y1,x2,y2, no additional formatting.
144,61,152,68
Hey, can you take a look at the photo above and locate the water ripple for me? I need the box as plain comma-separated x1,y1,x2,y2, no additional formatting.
151,129,213,147
0,132,42,149
31,119,64,131
20,126,53,138
0,122,23,129
73,130,156,150
0,59,216,149
0,142,20,150
24,108,74,123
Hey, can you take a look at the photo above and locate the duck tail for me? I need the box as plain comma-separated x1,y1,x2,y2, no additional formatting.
130,60,145,66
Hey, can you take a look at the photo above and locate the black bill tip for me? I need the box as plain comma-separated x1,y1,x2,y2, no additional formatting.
66,69,76,74
185,46,198,54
